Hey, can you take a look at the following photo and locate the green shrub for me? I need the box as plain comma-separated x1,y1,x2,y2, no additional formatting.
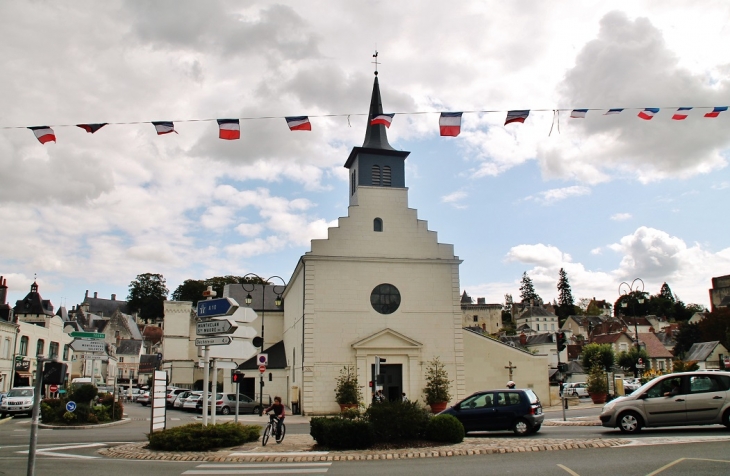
41,403,55,423
87,413,99,424
99,393,115,406
41,398,65,423
364,400,430,442
148,423,260,451
63,411,77,423
309,417,374,449
426,414,464,443
111,401,124,420
70,384,98,404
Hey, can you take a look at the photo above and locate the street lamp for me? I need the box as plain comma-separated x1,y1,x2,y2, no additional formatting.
241,273,286,415
619,278,645,378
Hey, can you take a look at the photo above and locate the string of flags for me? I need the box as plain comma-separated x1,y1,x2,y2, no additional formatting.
8,105,730,144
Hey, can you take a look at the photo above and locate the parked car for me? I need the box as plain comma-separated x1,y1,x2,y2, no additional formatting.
0,387,35,418
206,393,261,415
166,387,187,408
567,382,589,397
0,392,6,405
137,391,151,406
181,391,203,411
438,389,544,436
173,390,194,409
623,378,641,393
600,371,730,434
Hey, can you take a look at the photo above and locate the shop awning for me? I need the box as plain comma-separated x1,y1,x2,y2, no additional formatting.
15,371,31,378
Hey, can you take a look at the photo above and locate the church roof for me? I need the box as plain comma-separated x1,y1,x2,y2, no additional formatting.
13,282,54,317
238,341,287,369
344,74,410,169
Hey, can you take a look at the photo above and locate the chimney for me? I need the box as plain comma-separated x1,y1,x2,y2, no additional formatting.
85,290,89,299
111,294,116,301
477,297,485,305
0,276,7,304
94,292,98,298
519,333,527,345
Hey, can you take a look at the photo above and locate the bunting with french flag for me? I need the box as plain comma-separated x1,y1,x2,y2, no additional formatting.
570,109,588,119
370,113,394,128
605,108,624,115
637,108,660,120
439,112,462,136
704,106,728,118
504,110,530,125
152,121,177,135
672,107,692,120
217,119,240,140
28,126,56,144
77,123,107,134
286,116,311,131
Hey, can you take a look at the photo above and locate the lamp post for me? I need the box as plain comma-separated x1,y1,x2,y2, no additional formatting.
241,274,285,416
619,278,645,377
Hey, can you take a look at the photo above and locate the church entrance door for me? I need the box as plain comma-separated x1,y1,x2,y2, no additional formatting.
371,363,402,402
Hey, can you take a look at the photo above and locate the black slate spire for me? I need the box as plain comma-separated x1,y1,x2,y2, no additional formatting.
361,75,395,151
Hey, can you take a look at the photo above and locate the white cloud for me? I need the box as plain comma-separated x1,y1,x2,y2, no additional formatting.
441,190,468,209
611,212,632,221
525,185,591,205
591,247,602,255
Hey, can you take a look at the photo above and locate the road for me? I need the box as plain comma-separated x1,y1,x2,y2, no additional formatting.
1,402,729,475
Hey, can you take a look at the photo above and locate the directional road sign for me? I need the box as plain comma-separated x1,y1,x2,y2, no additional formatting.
70,339,106,353
197,297,239,318
195,336,233,347
69,331,105,339
66,401,77,412
196,317,238,336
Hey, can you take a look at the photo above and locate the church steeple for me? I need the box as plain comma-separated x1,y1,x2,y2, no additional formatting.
361,75,396,151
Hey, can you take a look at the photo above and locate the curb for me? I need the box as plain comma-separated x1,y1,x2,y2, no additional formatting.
39,417,131,430
100,438,627,462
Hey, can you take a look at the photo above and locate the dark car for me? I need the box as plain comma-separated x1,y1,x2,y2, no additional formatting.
439,389,544,436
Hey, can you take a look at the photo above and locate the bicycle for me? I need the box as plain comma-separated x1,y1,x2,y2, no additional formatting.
261,413,286,446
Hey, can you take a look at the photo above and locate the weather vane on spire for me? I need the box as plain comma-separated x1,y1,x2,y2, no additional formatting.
372,50,379,75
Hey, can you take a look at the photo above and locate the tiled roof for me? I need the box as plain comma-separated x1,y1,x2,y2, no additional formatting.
592,332,632,344
637,333,674,358
83,296,129,316
116,339,143,356
685,341,720,362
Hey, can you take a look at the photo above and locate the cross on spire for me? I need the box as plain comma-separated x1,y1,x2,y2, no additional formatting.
372,50,379,75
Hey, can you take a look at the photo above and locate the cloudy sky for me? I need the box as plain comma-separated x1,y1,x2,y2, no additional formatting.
2,1,729,312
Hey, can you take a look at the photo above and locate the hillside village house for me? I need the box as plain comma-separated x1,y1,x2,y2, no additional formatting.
637,332,674,373
161,75,551,413
685,341,729,370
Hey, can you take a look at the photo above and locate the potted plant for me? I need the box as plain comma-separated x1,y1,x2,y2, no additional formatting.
422,357,452,413
334,366,361,411
586,364,608,404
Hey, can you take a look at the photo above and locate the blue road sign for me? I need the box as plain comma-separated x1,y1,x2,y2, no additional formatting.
197,298,238,318
66,401,77,412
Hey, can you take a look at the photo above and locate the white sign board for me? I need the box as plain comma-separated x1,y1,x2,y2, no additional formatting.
196,318,238,336
150,370,167,433
70,339,106,353
195,336,233,346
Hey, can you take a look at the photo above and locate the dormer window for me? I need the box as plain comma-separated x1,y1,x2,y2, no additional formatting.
373,218,383,232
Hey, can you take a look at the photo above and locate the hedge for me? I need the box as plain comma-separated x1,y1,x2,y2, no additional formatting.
148,422,260,451
426,414,465,443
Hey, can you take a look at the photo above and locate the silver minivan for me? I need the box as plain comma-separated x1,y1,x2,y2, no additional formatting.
600,371,730,433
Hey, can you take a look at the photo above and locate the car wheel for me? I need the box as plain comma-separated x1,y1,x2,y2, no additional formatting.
252,406,261,415
572,391,578,397
513,418,530,436
221,406,231,415
141,402,147,406
618,411,642,434
722,409,730,429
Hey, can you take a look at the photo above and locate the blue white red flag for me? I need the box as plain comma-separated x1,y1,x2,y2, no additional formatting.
671,107,692,120
604,108,624,115
152,121,177,135
76,123,107,134
504,110,530,125
637,108,660,120
570,109,588,119
286,116,311,131
439,112,462,136
704,106,728,118
28,126,56,144
370,113,395,128
217,119,240,140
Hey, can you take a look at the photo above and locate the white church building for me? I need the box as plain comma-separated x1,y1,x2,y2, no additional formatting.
163,74,550,414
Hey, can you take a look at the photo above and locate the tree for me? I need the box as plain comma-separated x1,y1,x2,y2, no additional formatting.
171,275,268,306
580,343,615,372
672,321,702,357
519,272,540,305
613,291,649,317
127,273,168,323
616,347,650,377
502,293,513,324
697,308,730,351
556,268,575,323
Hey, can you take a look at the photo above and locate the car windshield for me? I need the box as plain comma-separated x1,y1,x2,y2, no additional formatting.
8,389,33,397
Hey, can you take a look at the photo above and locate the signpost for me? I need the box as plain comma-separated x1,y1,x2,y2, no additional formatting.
49,384,58,393
70,339,106,353
69,332,105,339
65,401,76,412
194,336,232,347
196,298,239,318
150,370,167,434
196,318,238,336
259,365,266,373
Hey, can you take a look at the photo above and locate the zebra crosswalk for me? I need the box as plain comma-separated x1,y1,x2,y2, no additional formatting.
181,462,332,475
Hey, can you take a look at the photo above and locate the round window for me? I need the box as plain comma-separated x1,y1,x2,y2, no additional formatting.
370,284,401,314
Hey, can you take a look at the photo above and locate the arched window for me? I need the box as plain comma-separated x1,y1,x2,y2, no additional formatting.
373,218,383,232
372,165,381,185
36,339,45,356
19,336,28,356
382,166,391,186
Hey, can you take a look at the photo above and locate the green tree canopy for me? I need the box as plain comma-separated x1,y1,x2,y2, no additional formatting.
613,291,649,317
519,272,540,305
127,273,168,323
171,275,268,306
580,343,615,371
556,268,576,323
616,347,649,377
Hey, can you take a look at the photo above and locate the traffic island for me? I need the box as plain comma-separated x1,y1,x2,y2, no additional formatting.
100,434,628,462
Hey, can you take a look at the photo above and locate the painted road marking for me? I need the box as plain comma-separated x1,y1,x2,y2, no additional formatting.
16,442,106,459
183,462,331,475
228,451,329,457
557,464,581,476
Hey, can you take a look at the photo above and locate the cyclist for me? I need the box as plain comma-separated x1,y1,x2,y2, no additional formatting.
263,396,286,439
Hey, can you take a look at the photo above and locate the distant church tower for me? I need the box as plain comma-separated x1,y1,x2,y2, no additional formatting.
282,72,466,415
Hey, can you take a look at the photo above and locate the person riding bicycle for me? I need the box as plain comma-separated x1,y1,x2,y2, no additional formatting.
263,396,286,439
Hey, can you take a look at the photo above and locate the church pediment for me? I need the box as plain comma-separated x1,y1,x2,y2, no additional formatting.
351,328,423,349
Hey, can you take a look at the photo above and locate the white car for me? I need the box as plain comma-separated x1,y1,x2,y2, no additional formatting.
173,390,194,409
181,391,203,411
0,387,35,418
565,382,589,397
623,378,641,393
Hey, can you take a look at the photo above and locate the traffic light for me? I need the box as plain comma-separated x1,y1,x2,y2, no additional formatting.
556,332,567,352
43,361,67,385
231,370,244,384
